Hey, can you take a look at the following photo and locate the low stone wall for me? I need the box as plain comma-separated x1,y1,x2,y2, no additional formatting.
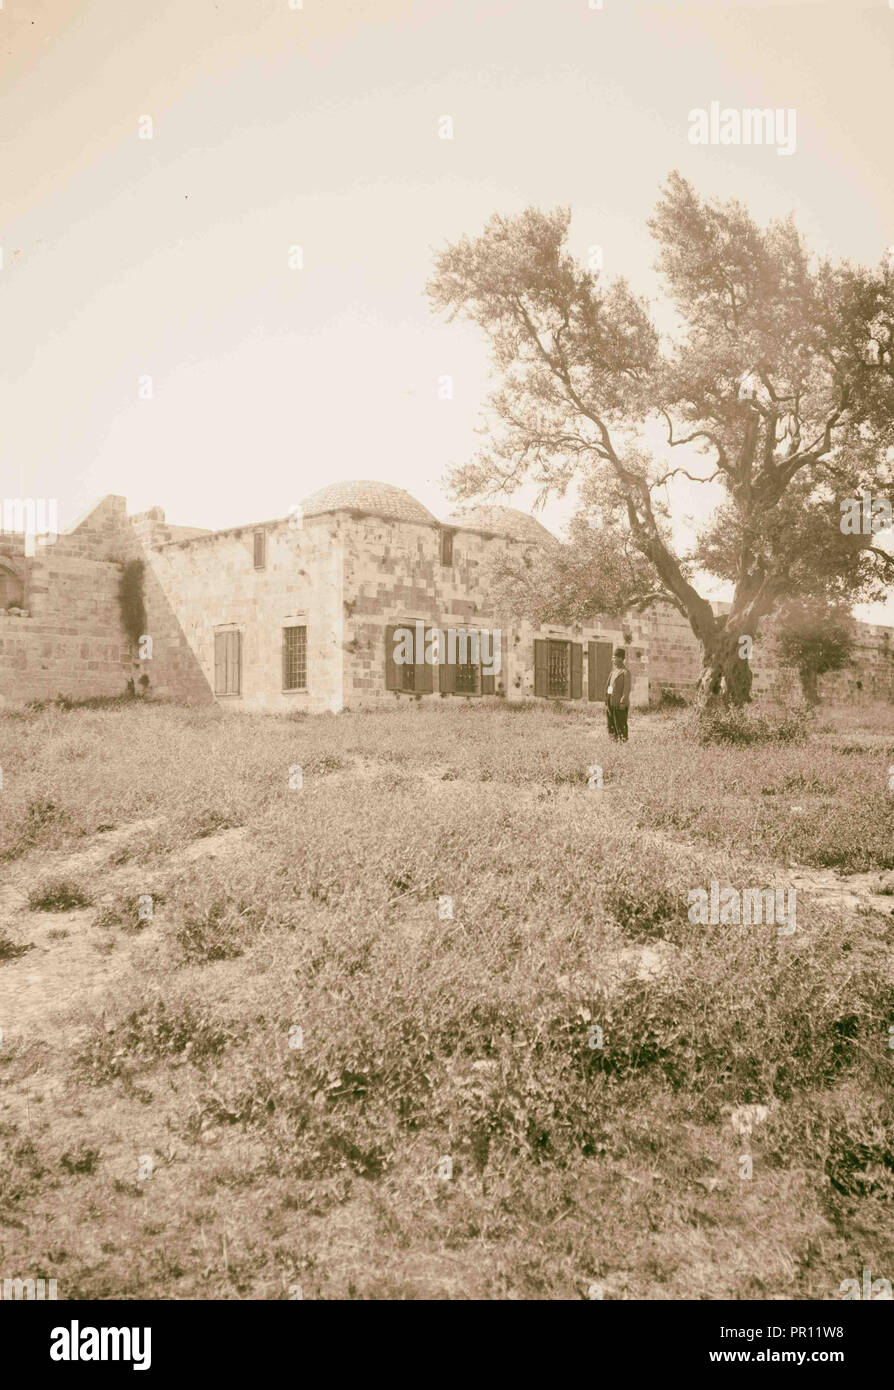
643,602,894,704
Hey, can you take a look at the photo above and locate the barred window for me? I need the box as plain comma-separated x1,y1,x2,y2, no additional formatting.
534,638,582,700
547,640,569,697
455,662,478,693
282,625,307,691
253,530,267,570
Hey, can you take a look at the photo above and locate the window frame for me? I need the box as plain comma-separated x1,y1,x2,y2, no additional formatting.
282,623,308,693
439,529,454,567
385,621,435,694
438,628,496,697
547,639,570,698
253,529,267,571
534,637,583,700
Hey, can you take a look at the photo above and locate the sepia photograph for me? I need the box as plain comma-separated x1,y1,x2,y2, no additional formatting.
2,0,893,1359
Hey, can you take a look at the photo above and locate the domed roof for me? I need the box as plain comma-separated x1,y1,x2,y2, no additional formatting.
301,480,437,526
445,504,557,547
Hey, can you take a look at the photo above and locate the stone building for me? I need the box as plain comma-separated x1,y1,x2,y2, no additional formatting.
0,479,891,711
0,482,643,712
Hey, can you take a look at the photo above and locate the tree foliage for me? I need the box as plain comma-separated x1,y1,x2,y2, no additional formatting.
775,598,854,704
428,174,894,702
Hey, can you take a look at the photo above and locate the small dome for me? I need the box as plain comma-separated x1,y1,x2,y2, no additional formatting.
445,504,557,547
301,480,437,527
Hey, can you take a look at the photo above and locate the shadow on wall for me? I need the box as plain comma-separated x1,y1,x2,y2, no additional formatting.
126,554,216,706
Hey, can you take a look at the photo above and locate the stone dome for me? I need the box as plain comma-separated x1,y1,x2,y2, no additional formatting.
445,504,557,547
301,480,438,526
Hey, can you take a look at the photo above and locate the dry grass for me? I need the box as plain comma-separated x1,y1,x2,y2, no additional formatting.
0,699,891,1299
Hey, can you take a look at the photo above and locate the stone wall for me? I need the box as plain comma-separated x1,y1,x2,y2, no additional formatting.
643,600,894,704
138,512,344,712
0,498,132,704
339,512,647,708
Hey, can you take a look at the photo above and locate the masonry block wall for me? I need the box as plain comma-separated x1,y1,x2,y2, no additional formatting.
341,511,505,707
339,512,647,708
140,513,344,712
0,497,132,704
643,600,894,703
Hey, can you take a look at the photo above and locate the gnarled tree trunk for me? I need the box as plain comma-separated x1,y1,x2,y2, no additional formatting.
696,628,754,707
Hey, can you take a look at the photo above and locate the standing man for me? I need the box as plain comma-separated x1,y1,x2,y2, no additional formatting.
605,647,631,741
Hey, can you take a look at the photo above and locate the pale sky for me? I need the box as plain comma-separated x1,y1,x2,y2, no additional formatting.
2,0,893,619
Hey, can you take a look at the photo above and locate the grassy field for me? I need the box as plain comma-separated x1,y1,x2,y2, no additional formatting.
0,697,892,1299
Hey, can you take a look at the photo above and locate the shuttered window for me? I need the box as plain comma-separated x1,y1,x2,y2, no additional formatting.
253,530,266,570
438,629,497,697
282,625,307,691
385,623,434,694
440,530,454,566
214,630,242,696
385,625,400,690
534,639,548,697
570,642,583,700
535,639,583,699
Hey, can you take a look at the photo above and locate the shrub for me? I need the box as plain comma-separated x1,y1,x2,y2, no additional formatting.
175,897,253,962
76,999,244,1085
0,936,32,962
93,888,164,932
27,877,93,911
602,865,687,942
60,1146,101,1175
0,799,70,862
691,703,813,747
652,685,688,710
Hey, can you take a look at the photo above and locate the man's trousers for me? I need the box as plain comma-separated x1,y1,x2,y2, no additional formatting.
606,705,628,741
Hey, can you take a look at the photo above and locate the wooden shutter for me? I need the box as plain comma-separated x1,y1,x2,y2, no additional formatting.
480,628,495,694
215,631,241,695
228,631,242,695
415,627,433,693
214,633,227,694
570,642,583,699
534,639,548,698
439,657,456,694
589,640,613,702
385,625,400,690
